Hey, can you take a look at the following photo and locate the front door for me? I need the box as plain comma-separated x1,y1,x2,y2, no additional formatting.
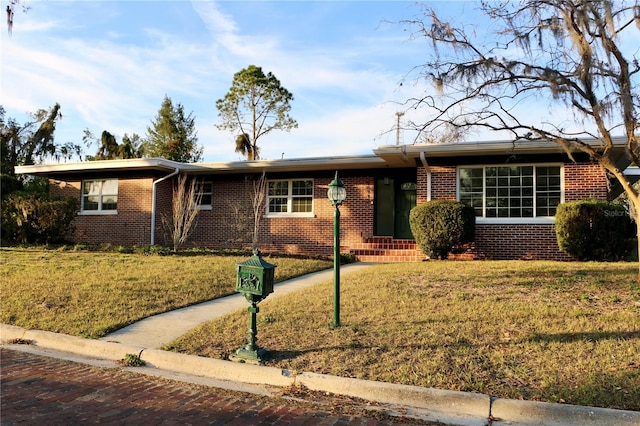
394,182,416,239
374,178,417,239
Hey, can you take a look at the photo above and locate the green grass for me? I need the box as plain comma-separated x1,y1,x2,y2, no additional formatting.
0,247,331,338
165,261,640,411
2,248,638,410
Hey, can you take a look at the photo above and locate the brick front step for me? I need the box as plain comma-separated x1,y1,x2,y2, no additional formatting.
349,237,424,262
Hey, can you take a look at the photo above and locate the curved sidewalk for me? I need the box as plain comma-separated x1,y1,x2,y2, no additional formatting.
100,263,374,349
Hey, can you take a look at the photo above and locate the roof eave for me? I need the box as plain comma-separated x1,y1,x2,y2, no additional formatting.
374,137,630,167
14,158,184,177
14,155,390,178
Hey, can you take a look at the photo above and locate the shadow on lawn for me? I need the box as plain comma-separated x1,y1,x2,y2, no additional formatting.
526,330,640,343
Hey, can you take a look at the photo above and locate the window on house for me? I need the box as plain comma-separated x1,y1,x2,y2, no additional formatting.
459,165,561,219
82,179,118,213
267,179,313,214
195,182,212,209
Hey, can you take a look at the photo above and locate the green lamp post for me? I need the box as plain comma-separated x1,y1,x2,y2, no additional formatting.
327,171,346,327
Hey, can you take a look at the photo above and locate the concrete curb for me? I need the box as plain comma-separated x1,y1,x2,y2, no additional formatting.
490,397,640,426
297,372,490,426
2,324,639,426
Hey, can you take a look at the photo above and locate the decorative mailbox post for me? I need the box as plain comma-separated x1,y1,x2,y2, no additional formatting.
230,249,276,364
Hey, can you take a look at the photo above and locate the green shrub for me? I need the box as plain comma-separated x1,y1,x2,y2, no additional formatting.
0,174,22,200
555,199,634,261
1,194,79,245
409,200,475,259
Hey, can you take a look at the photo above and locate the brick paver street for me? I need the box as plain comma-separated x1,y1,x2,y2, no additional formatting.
1,349,431,425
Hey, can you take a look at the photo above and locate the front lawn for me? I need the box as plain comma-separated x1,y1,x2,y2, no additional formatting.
165,261,640,411
2,248,638,410
0,247,331,338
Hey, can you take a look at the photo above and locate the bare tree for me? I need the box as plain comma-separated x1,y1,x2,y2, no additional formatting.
250,171,267,249
162,174,202,252
401,1,640,272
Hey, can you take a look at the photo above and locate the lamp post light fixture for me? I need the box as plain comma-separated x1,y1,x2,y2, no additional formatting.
327,171,346,327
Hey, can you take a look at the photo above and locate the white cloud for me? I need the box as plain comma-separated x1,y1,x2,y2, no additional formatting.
2,1,430,161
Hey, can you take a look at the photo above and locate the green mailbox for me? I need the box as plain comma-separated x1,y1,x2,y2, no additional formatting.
230,249,277,364
235,249,275,301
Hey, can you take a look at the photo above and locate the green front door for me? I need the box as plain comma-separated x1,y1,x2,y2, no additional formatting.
375,178,416,239
394,182,417,239
375,178,395,236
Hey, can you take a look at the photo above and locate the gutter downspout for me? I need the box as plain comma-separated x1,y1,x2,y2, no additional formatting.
419,151,431,202
151,167,180,245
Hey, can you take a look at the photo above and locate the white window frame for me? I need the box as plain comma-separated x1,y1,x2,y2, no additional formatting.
80,179,118,215
266,179,314,217
457,164,564,224
195,181,212,211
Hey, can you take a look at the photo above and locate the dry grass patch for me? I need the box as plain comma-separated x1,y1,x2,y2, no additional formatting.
166,261,640,411
0,247,331,338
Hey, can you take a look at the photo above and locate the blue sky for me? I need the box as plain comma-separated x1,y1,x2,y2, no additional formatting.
2,0,440,162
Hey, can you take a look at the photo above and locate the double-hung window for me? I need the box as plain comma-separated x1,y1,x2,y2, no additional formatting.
195,182,212,210
81,179,118,214
267,179,313,216
458,165,562,221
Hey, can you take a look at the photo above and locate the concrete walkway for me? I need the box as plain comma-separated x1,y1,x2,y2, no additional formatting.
100,263,374,349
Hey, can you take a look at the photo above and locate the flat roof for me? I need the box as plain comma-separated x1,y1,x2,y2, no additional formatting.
15,137,632,178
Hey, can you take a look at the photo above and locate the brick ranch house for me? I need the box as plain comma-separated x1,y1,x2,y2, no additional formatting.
16,138,635,262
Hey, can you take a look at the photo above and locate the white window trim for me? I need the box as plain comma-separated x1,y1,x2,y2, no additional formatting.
78,210,118,216
80,179,118,215
265,178,314,217
195,182,212,211
264,212,315,218
457,163,564,224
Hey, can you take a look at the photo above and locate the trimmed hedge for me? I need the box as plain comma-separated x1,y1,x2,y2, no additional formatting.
409,200,475,259
555,199,634,261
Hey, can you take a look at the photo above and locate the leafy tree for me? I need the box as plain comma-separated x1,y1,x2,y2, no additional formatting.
143,95,203,163
216,65,298,160
83,129,144,160
401,1,640,273
0,103,80,243
1,195,79,245
1,104,81,195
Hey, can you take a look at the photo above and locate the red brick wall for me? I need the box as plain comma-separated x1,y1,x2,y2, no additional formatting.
417,167,429,204
564,162,609,201
430,165,457,200
468,224,572,260
51,177,155,246
187,175,375,257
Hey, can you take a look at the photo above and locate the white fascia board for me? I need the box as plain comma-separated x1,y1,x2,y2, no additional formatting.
15,158,183,176
373,136,629,164
179,155,388,175
15,155,389,178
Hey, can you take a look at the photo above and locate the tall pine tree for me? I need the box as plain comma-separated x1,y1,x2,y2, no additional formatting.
144,95,203,163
